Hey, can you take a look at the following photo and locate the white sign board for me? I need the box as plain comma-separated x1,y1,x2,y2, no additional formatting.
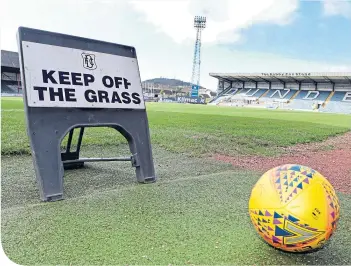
21,41,145,109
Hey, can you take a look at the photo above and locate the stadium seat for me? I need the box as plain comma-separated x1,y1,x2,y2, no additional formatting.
283,91,332,111
1,83,21,95
320,92,351,114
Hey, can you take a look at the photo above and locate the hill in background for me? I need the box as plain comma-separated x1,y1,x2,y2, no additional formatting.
142,77,206,90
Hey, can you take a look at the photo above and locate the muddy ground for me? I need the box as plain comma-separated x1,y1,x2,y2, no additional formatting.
213,132,351,194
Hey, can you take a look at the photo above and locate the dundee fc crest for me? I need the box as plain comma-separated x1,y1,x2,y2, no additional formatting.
82,53,97,70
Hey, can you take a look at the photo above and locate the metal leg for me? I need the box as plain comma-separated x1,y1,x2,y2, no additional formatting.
61,127,85,170
61,127,133,169
62,156,132,165
76,127,85,154
66,128,74,153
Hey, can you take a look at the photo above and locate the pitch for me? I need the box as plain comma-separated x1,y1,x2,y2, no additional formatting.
1,97,351,265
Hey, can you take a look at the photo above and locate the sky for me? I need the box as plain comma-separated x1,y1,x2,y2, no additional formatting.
1,0,351,90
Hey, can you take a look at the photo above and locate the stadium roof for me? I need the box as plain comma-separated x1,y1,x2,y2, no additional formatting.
1,50,20,72
209,72,351,85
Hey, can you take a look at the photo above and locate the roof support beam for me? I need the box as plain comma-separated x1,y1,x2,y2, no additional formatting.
304,75,317,90
253,76,273,90
240,76,259,84
216,78,233,95
232,78,246,83
216,77,232,94
223,75,258,84
254,76,271,83
218,77,234,85
222,76,247,84
286,77,301,85
270,76,286,87
323,76,333,83
323,76,335,91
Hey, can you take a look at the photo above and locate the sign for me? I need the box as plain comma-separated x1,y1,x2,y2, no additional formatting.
160,97,177,103
177,96,206,104
160,97,206,104
21,41,145,109
261,73,311,77
191,84,199,97
17,27,156,202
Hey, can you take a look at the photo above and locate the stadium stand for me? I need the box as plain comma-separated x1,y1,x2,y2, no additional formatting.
1,50,22,96
208,87,237,104
280,90,331,111
263,89,297,100
1,50,20,69
1,83,20,94
249,89,268,98
320,92,351,114
209,73,351,114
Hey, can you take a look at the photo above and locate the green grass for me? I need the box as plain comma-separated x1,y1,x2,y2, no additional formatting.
2,97,350,156
148,102,351,128
1,96,351,265
2,146,351,265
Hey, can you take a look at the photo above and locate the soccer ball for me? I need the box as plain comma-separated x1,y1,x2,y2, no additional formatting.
249,164,340,253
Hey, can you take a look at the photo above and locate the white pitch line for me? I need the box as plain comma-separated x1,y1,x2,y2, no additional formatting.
1,109,24,112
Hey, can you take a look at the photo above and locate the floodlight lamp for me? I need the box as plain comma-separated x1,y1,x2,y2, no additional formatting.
194,16,207,29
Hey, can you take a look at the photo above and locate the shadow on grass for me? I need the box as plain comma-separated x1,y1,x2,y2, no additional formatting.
1,144,234,209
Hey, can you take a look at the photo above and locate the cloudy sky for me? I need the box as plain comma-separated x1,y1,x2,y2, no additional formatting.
1,0,351,90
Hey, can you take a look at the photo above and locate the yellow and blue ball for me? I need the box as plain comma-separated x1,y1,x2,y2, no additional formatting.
249,164,340,252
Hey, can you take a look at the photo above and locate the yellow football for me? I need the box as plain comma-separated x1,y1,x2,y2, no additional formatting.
248,164,340,253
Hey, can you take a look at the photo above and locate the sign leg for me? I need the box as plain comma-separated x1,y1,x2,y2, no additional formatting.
112,114,156,183
29,131,64,201
129,129,157,183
